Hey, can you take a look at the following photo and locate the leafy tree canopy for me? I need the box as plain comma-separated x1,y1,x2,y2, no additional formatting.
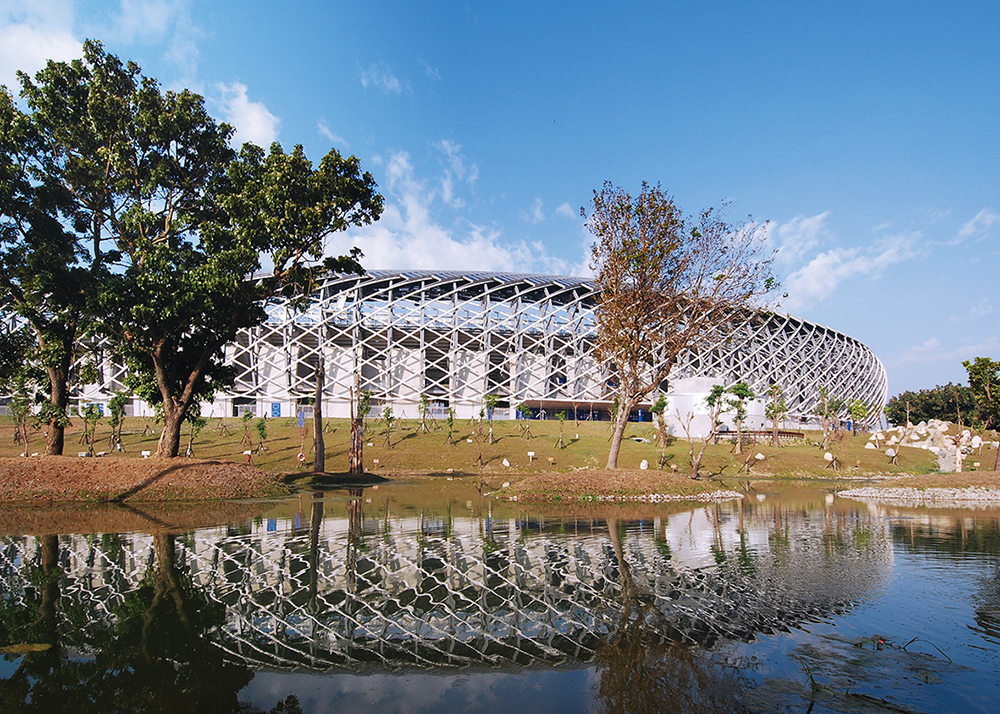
885,382,976,427
6,40,383,457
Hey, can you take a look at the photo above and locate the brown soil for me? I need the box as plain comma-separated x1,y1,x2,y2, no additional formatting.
0,456,290,503
866,471,1000,489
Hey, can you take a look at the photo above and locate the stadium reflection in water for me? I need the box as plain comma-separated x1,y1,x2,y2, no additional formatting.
3,489,1000,713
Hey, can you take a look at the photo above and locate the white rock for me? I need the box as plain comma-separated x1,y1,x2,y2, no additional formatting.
755,453,765,460
639,459,649,470
865,442,877,450
886,448,897,458
824,452,834,461
502,458,510,467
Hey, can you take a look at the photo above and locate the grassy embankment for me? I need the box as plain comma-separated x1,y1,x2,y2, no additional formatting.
2,413,945,478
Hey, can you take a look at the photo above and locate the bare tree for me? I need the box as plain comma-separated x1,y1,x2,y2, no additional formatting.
676,385,726,479
584,182,776,469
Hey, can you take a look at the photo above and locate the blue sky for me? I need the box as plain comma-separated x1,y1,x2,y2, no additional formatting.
2,0,997,395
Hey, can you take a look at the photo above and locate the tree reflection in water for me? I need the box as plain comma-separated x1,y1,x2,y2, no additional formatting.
0,532,301,714
596,518,748,714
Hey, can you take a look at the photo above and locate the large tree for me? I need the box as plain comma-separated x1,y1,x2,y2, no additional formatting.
584,182,776,470
9,41,382,457
963,357,1000,471
0,86,95,454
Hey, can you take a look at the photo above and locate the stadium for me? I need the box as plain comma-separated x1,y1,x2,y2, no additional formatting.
76,269,888,435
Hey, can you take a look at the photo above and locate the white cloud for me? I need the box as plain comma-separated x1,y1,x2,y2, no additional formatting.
115,0,178,42
324,151,578,275
951,297,995,322
360,62,402,94
897,335,1000,365
317,118,346,146
521,197,545,224
767,211,831,266
952,208,999,245
216,82,280,146
419,59,441,80
781,232,920,311
0,0,80,90
99,0,202,86
556,202,576,219
434,140,477,208
0,0,204,92
970,297,994,319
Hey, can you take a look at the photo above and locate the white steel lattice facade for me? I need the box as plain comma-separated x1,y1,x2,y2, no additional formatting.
193,270,886,426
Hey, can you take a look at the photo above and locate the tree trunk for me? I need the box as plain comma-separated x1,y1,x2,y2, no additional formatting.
43,363,70,456
606,399,632,469
314,355,325,473
771,417,780,447
157,402,184,458
349,418,364,474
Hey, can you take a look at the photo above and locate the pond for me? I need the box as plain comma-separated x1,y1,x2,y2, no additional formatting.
2,482,1000,713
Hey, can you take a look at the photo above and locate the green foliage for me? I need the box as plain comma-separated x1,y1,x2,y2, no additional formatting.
254,418,268,444
445,406,456,445
650,394,668,414
107,392,129,430
764,384,788,421
5,41,383,456
517,401,534,419
848,400,871,430
381,406,395,447
0,84,91,451
726,382,754,421
358,390,373,420
963,358,1000,431
886,381,978,427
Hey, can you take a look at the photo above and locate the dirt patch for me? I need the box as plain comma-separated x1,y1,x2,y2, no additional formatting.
876,471,1000,489
0,456,290,503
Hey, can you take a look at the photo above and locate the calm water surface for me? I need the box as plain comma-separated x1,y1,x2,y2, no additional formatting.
2,483,1000,713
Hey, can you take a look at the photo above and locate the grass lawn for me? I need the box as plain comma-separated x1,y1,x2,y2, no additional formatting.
2,413,944,480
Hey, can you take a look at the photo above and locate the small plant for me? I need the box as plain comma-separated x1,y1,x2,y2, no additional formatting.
107,392,129,452
358,390,373,431
556,410,567,448
445,406,456,444
764,384,788,447
419,393,432,433
381,406,395,447
483,394,499,444
240,410,254,446
185,407,207,457
79,403,102,454
254,418,268,454
517,402,535,439
726,382,754,455
649,394,669,448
